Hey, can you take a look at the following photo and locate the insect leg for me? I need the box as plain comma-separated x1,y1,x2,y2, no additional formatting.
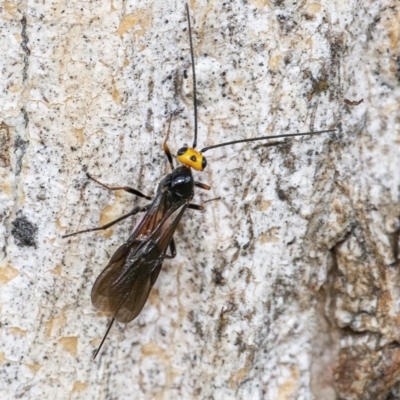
188,204,204,211
87,173,152,200
163,115,174,170
63,205,150,238
164,238,177,259
93,318,114,360
188,197,221,211
194,181,211,190
204,197,221,204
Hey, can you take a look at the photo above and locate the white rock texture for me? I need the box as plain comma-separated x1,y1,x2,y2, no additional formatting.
0,1,399,399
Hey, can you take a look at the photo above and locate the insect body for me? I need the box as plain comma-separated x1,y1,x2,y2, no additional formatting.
92,166,194,319
92,167,197,357
63,4,335,358
64,156,209,358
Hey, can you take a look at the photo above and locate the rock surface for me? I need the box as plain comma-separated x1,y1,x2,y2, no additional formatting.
0,1,399,399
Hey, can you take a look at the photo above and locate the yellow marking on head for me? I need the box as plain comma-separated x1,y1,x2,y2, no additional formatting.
176,147,207,171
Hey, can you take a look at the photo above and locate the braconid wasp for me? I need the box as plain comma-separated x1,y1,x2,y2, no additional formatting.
63,3,335,359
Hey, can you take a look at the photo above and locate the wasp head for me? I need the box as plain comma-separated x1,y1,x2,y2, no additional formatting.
176,147,207,171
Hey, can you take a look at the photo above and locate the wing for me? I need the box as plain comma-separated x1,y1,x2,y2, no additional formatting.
91,201,189,323
128,185,173,241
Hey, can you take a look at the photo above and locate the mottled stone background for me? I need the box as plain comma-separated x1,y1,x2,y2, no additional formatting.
0,0,399,399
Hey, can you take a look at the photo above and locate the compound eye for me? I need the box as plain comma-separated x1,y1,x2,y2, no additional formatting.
177,147,188,156
202,157,207,170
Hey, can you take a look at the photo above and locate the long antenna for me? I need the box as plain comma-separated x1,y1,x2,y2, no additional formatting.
185,3,198,149
93,318,115,360
200,129,336,153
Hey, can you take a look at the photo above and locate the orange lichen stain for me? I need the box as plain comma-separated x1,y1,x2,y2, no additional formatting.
91,337,101,348
123,58,130,67
9,327,27,336
332,198,343,213
14,33,22,43
229,79,245,97
278,366,299,399
112,77,121,104
45,319,54,337
260,227,279,243
148,288,160,307
73,128,85,145
229,357,252,389
141,342,164,356
268,54,282,72
117,10,153,38
50,264,62,276
249,0,271,8
46,314,66,337
18,182,27,204
229,366,250,388
72,381,88,392
385,10,399,51
0,352,6,366
306,3,322,14
235,78,244,87
58,336,78,355
0,265,19,285
0,122,11,168
257,198,271,211
4,2,18,17
26,363,41,373
0,180,11,196
99,191,125,238
9,84,21,93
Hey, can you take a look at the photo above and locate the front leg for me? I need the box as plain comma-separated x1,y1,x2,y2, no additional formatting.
87,173,152,200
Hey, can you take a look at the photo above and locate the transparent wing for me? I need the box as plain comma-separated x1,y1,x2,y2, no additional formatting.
128,185,172,240
91,201,188,323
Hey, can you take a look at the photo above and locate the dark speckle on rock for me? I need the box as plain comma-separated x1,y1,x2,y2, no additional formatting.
277,189,286,201
11,215,38,247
